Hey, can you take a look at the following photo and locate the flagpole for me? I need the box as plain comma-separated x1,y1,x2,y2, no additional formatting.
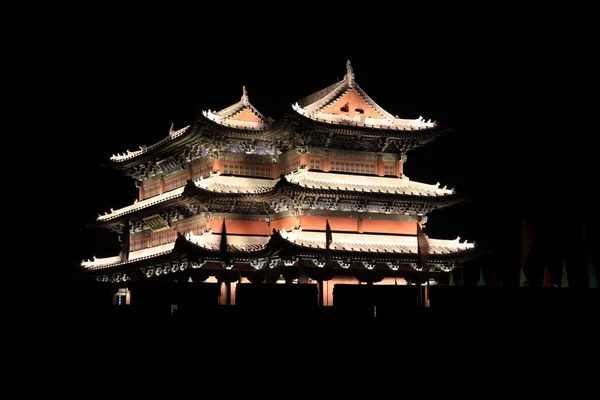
320,219,333,307
416,221,430,308
220,219,232,305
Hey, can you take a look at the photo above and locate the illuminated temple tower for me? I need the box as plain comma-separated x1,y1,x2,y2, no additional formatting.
82,61,476,306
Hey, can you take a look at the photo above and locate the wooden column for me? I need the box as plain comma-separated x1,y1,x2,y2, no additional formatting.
159,176,165,195
357,217,363,233
119,218,130,263
376,157,385,176
397,153,406,178
299,154,310,169
212,158,223,174
395,160,403,177
323,152,331,172
138,185,145,201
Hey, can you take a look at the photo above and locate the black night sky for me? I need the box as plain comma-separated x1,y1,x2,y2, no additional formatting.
22,16,598,290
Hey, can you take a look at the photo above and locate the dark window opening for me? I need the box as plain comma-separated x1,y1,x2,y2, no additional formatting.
340,103,349,112
355,108,364,114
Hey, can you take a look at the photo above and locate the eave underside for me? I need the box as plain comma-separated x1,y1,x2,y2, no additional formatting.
107,112,451,173
93,179,463,230
85,232,477,283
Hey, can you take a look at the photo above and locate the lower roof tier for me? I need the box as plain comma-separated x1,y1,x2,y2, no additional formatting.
82,227,476,276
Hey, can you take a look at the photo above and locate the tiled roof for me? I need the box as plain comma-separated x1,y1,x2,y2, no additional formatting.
98,169,453,223
197,174,278,194
202,86,272,130
81,242,176,270
285,169,454,197
81,227,474,271
96,174,279,223
279,227,474,255
110,123,190,162
97,186,186,222
185,230,270,252
292,60,435,131
80,232,270,271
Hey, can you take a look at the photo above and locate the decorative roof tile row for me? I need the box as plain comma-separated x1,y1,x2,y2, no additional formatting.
280,228,474,255
97,186,186,222
110,61,437,163
202,86,273,130
110,123,191,162
81,228,474,271
287,169,454,197
81,242,176,270
292,60,435,130
96,170,454,222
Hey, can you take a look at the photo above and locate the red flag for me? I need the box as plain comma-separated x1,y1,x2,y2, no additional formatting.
417,222,429,270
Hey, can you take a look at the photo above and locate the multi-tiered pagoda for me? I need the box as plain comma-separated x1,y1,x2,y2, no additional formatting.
82,60,476,306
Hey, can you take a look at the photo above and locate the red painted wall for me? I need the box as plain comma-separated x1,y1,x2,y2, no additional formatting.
213,219,271,236
269,217,296,233
361,219,416,235
299,216,416,235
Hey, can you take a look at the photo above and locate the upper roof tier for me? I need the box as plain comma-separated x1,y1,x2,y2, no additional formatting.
107,61,445,167
110,123,191,163
291,60,435,131
201,86,273,130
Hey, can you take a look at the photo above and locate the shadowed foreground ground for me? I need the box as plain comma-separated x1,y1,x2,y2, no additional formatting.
33,282,600,322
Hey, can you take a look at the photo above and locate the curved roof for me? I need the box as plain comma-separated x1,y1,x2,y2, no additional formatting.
195,173,279,194
97,185,187,222
201,86,273,130
279,227,474,255
292,60,436,131
286,169,454,197
105,63,444,166
81,242,176,271
185,230,270,252
110,123,191,163
81,227,475,272
95,169,457,225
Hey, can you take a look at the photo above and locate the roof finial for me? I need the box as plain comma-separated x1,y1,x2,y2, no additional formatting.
241,86,249,106
345,59,355,86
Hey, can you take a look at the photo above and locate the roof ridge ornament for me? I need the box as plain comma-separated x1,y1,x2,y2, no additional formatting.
241,86,249,106
345,59,355,86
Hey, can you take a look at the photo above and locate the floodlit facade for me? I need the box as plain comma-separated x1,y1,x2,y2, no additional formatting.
83,61,476,306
